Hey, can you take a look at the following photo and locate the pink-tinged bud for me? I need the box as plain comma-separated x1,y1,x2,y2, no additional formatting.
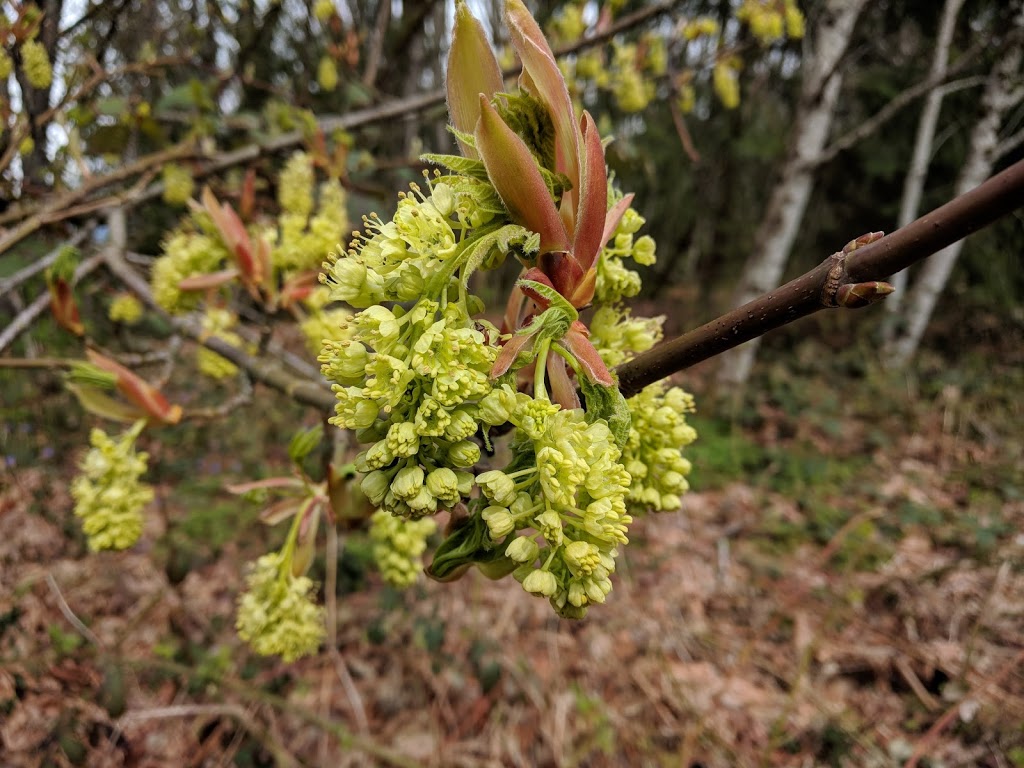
504,0,580,200
47,276,84,336
446,0,504,159
86,349,183,424
835,281,894,309
843,231,885,254
291,497,323,577
475,96,569,255
560,324,614,386
572,111,609,275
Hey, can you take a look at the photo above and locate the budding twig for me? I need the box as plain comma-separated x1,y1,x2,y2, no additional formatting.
615,158,1024,397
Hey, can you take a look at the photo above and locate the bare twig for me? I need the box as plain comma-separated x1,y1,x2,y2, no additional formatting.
810,66,990,171
100,243,336,412
615,158,1024,397
668,97,701,164
46,573,102,647
1,0,682,241
186,374,255,421
0,227,93,296
361,0,391,88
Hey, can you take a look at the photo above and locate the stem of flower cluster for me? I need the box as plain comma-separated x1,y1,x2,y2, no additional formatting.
534,337,552,399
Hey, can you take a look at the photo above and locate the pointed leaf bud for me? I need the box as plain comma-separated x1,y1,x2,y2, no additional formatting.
475,96,569,254
447,0,504,159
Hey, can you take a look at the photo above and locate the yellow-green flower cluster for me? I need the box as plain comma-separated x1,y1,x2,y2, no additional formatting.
369,510,437,587
589,306,664,368
621,383,696,512
300,306,353,356
196,308,244,380
491,398,633,618
713,58,741,110
317,56,339,92
737,0,805,44
0,49,12,80
547,3,586,44
279,152,315,218
325,297,497,519
20,39,52,89
594,202,653,303
152,229,230,313
681,17,720,41
236,551,325,662
313,0,335,22
162,163,195,206
108,293,144,325
271,154,348,273
318,176,509,520
70,421,154,552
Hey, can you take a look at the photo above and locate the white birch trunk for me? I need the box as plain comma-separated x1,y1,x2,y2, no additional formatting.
887,6,1024,369
884,0,967,323
716,0,869,388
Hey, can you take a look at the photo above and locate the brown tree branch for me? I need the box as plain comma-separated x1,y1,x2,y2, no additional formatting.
0,0,682,242
615,158,1024,397
98,239,336,413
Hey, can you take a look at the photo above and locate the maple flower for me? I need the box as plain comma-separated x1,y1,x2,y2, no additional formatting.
369,510,437,587
71,421,154,551
236,551,325,662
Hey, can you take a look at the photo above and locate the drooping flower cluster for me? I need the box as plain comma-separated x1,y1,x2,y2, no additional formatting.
70,420,154,551
151,150,349,314
737,0,806,44
312,0,698,619
20,39,52,89
236,551,325,662
369,510,437,587
621,383,696,512
108,293,144,325
483,396,633,618
162,163,195,206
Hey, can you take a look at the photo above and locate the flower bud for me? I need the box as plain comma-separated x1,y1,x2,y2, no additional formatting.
328,259,368,303
509,492,534,518
505,536,539,564
360,470,391,506
391,263,424,301
477,387,515,425
447,440,480,468
563,540,601,577
482,505,514,539
522,569,558,597
385,421,420,458
426,467,460,505
335,341,369,381
536,509,563,546
632,235,656,265
406,486,438,514
444,407,479,442
391,465,424,500
475,470,516,507
363,440,395,470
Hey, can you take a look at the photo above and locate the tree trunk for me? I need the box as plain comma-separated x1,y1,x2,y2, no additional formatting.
715,0,869,388
886,6,1024,369
882,0,967,334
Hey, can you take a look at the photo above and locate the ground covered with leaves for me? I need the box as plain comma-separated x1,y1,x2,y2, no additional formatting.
2,310,1023,768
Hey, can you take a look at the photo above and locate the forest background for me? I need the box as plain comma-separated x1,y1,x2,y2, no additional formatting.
1,0,1022,766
